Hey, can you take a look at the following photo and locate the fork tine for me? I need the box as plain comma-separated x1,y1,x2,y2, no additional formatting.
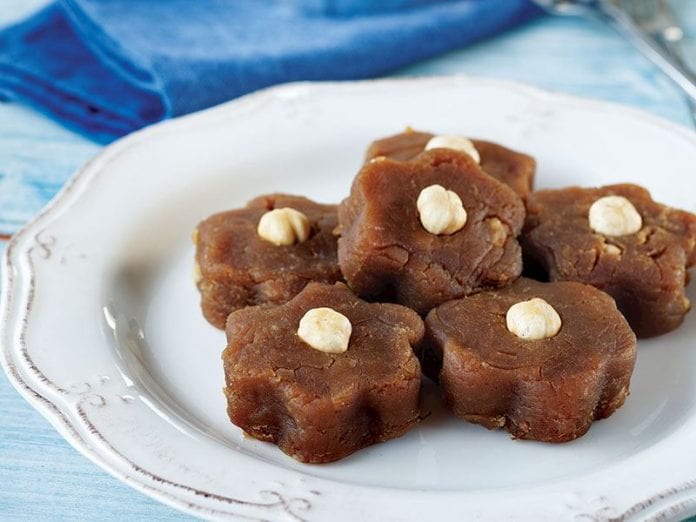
613,0,696,127
656,0,684,42
623,0,651,23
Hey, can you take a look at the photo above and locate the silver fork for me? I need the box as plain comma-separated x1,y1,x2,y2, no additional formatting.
626,0,686,52
622,0,696,125
532,0,696,126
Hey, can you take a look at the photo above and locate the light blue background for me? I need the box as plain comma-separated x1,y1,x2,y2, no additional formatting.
1,1,695,520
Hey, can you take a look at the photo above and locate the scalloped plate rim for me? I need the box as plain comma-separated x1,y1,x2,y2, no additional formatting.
2,75,696,521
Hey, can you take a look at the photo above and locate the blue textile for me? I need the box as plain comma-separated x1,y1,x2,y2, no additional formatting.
0,0,540,142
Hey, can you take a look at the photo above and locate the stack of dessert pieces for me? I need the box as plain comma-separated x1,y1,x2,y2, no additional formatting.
193,129,696,463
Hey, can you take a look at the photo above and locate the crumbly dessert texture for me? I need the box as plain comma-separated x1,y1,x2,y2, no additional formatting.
424,278,637,443
364,129,536,199
193,131,696,459
223,282,424,463
194,194,343,329
338,148,525,314
523,184,696,338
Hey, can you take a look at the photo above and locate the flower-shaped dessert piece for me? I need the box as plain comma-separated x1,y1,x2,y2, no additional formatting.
365,128,536,199
523,184,696,338
194,194,342,329
223,282,424,463
424,278,637,443
338,148,525,314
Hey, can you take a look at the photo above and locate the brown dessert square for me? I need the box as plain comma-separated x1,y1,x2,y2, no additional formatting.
338,148,525,314
522,184,696,337
223,282,424,463
365,128,536,199
424,278,637,442
195,194,342,328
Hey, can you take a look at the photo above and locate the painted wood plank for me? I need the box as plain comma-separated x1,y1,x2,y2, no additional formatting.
1,0,695,520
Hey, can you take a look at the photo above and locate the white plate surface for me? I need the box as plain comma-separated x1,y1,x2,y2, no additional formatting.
2,77,696,521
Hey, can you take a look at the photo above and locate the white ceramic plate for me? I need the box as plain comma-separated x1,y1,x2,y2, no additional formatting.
3,77,696,521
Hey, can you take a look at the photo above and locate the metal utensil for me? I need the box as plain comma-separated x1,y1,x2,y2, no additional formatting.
531,0,696,112
623,0,696,124
627,0,687,57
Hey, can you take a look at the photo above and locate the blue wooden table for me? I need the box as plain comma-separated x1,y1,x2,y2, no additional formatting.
1,1,695,520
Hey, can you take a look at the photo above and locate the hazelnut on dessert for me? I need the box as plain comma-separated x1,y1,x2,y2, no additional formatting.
423,278,636,443
195,194,342,329
364,129,536,199
223,283,424,463
257,207,311,246
338,148,525,314
523,184,696,337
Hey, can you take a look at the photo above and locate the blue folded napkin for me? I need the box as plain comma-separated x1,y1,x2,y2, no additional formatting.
0,0,540,143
